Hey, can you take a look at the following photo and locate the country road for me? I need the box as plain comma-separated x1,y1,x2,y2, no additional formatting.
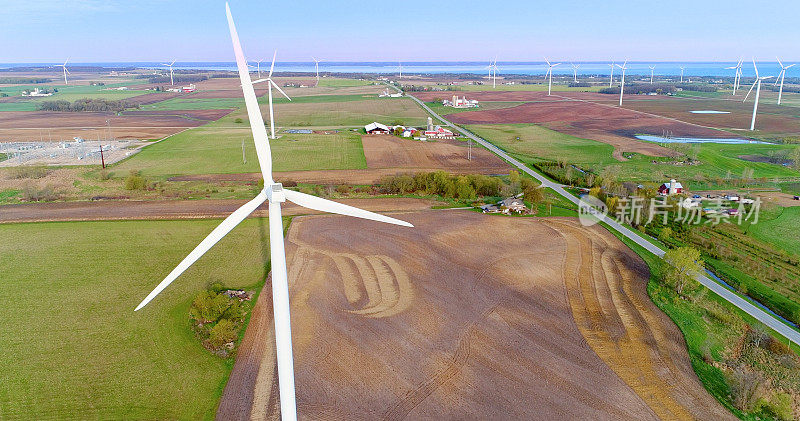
404,89,800,347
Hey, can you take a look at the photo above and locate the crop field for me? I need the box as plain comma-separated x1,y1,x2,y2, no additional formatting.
468,123,800,183
221,97,429,128
361,134,510,174
423,101,524,116
191,77,383,98
218,211,731,420
0,218,272,419
115,127,367,176
0,83,149,112
141,97,245,110
0,109,229,142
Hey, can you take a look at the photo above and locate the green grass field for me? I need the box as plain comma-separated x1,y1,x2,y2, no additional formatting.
142,97,245,110
316,78,375,87
424,101,524,116
115,127,367,176
0,83,149,111
468,123,800,184
748,206,800,256
0,218,273,419
454,83,604,92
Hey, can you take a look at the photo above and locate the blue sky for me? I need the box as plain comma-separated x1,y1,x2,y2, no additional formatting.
1,0,798,63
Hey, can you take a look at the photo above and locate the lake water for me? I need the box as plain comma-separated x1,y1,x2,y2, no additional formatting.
635,135,770,144
0,61,788,78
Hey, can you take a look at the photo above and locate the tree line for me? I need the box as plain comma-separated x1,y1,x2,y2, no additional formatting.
38,98,139,113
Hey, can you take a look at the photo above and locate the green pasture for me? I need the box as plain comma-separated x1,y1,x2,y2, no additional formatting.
115,127,367,176
316,78,375,87
0,218,273,419
454,83,604,92
468,123,800,184
748,206,800,256
424,101,524,116
0,82,148,111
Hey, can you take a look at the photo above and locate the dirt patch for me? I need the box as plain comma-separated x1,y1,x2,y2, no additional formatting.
0,197,443,224
125,92,184,105
753,191,800,207
219,211,731,420
361,134,511,173
0,110,229,142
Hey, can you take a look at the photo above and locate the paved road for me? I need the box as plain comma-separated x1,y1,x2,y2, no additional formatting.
405,91,800,346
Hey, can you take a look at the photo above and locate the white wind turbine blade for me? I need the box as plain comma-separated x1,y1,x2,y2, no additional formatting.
251,78,269,85
268,50,277,78
777,57,784,68
270,79,292,100
743,80,757,102
134,191,268,311
752,58,759,78
284,190,413,227
226,3,273,182
775,70,783,86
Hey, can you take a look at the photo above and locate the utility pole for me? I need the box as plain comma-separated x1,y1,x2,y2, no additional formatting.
99,144,106,169
468,138,472,161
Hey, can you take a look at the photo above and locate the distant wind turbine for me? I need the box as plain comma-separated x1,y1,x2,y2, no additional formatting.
252,50,292,139
397,62,402,79
775,57,795,105
648,65,656,84
743,59,774,131
544,58,560,96
617,60,628,106
135,7,414,421
485,58,499,88
725,59,743,95
679,66,685,83
253,58,266,78
570,62,580,83
312,57,324,83
608,60,615,87
161,60,176,85
56,58,70,85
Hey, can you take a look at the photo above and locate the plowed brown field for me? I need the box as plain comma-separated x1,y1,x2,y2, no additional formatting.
218,211,732,420
362,134,510,173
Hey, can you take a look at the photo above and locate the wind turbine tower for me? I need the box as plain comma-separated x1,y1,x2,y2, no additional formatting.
648,65,656,84
135,6,414,421
725,59,743,95
617,60,628,107
251,51,292,139
161,60,176,85
544,58,560,96
743,59,774,131
57,59,70,85
570,63,580,83
679,66,685,83
608,60,615,87
312,57,324,84
775,57,795,105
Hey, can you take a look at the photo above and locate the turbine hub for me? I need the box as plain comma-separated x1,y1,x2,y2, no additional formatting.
267,183,285,203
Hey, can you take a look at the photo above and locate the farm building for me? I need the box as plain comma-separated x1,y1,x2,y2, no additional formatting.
481,197,528,214
365,122,390,134
442,95,479,108
423,116,456,139
181,84,196,93
658,179,683,195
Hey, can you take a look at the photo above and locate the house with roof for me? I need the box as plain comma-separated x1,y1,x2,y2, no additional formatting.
480,197,528,214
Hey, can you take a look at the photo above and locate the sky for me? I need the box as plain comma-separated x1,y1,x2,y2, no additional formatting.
1,0,798,63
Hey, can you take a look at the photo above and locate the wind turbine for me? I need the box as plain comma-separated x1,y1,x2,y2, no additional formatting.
161,60,176,85
648,65,656,84
397,62,403,79
485,58,498,88
311,57,324,83
743,59,774,131
608,60,615,87
775,57,795,105
570,62,580,83
56,58,70,85
544,58,560,96
135,6,414,421
251,50,292,139
253,58,266,78
725,59,743,95
616,60,628,107
679,66,685,83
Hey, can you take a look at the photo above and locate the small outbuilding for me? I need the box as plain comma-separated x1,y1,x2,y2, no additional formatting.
658,179,683,195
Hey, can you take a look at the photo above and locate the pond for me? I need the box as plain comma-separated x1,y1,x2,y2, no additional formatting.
636,135,770,144
689,110,731,114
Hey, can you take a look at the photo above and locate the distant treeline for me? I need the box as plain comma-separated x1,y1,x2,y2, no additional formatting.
378,171,505,200
0,77,51,84
142,74,209,84
403,85,462,92
38,98,139,113
765,84,800,94
598,83,717,95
